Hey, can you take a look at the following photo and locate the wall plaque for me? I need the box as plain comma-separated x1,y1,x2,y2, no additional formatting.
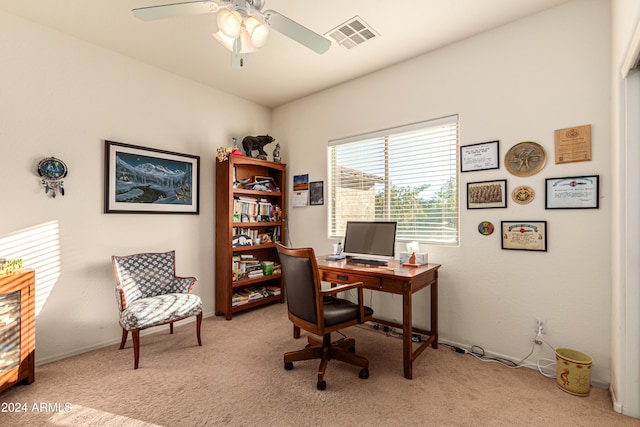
554,124,592,164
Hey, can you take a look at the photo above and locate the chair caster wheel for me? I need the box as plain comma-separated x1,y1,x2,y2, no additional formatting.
317,380,327,390
359,368,369,379
284,362,293,370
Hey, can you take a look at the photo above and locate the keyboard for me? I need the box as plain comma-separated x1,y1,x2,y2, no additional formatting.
348,257,388,266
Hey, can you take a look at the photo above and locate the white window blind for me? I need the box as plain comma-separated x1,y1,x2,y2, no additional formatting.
328,115,458,244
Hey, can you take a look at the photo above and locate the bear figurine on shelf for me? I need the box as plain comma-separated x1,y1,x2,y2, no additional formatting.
242,135,274,160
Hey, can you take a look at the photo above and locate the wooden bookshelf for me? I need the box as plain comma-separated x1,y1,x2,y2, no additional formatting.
215,156,286,320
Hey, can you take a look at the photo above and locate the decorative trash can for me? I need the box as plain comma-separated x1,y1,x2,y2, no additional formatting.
555,348,592,396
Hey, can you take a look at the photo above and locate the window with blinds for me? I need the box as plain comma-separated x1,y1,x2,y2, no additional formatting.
328,115,458,244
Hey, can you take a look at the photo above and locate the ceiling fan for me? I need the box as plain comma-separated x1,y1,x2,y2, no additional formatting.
133,0,331,68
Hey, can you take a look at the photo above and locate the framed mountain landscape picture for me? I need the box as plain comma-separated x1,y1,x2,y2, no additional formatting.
104,140,200,214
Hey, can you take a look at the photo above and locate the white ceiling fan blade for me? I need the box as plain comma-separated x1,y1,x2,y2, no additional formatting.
263,10,331,54
133,1,221,21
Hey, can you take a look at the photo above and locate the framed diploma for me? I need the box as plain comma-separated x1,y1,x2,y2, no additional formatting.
460,141,499,172
501,221,547,252
545,175,599,209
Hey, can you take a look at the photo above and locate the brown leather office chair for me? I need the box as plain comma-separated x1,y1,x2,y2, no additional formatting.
276,243,373,390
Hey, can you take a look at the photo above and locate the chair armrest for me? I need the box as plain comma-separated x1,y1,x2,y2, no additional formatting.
319,282,363,296
171,276,198,294
116,286,127,311
320,282,366,322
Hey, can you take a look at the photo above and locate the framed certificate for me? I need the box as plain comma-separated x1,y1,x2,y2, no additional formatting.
460,141,499,172
545,175,599,209
501,221,547,252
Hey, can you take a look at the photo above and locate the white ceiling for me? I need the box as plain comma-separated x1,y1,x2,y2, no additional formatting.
0,0,570,108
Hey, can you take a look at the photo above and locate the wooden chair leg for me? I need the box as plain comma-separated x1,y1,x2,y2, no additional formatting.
132,329,140,369
293,324,301,339
170,322,174,334
119,329,128,350
196,313,203,346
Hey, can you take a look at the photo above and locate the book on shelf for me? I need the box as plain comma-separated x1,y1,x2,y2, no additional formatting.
232,254,264,280
232,292,249,306
265,285,281,296
232,196,281,223
272,226,281,243
232,227,279,246
247,270,264,279
231,286,277,306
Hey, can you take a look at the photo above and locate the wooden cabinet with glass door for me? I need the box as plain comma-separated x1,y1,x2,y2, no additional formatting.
0,269,35,393
215,155,286,320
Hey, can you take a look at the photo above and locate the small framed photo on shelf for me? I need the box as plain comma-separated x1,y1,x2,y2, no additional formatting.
460,140,500,172
467,179,507,209
545,175,599,209
501,221,547,252
309,181,324,205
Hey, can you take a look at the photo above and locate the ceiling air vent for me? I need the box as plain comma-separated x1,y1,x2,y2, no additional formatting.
326,16,379,49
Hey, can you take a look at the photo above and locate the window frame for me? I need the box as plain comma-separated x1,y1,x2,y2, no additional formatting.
327,115,459,245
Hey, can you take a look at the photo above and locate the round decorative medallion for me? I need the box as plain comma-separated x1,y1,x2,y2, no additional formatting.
512,185,535,205
478,221,494,236
504,141,546,177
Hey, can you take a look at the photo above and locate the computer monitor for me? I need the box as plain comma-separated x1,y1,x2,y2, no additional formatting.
342,221,397,265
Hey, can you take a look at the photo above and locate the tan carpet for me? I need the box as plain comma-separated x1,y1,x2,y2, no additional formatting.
1,303,637,427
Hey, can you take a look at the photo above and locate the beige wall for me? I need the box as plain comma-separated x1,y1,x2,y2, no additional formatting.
273,0,613,385
0,10,270,363
0,0,631,403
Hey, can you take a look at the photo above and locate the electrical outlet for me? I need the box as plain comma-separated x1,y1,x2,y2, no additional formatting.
535,318,546,334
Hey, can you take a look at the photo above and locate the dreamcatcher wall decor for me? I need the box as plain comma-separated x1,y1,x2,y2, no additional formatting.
37,157,68,198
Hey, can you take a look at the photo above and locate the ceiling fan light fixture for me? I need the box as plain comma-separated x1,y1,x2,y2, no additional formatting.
244,16,269,48
239,28,258,53
217,9,242,38
135,0,333,69
212,30,235,50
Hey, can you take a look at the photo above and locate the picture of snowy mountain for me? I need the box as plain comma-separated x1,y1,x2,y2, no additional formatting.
115,151,193,205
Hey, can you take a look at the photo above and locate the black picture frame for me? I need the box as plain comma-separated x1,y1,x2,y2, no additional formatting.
309,181,324,205
104,140,200,214
467,179,507,209
460,140,500,172
545,175,599,209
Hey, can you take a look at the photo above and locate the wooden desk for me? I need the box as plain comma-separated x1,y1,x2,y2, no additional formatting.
316,257,440,379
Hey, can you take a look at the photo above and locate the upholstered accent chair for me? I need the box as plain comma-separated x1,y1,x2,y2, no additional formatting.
276,243,373,390
111,251,202,369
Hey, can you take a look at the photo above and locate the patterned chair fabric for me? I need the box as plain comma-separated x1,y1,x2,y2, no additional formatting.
111,250,203,369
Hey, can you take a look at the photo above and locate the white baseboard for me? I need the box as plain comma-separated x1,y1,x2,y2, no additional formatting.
35,310,217,366
432,337,611,388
